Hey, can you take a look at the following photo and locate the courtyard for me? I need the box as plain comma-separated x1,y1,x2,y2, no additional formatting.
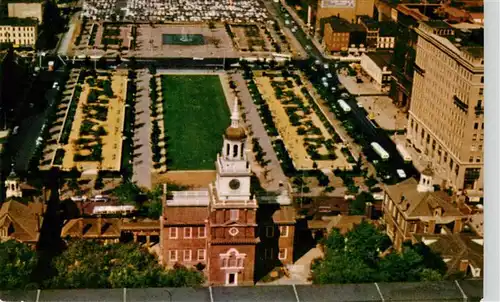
253,71,351,171
47,69,127,172
161,74,230,170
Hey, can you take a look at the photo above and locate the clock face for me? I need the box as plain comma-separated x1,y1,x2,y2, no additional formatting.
229,179,240,190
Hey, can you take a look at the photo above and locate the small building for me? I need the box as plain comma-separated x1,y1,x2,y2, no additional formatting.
382,165,468,250
0,17,38,48
411,230,483,278
377,21,397,49
360,51,393,91
0,200,44,244
61,217,121,244
323,17,366,53
7,0,44,24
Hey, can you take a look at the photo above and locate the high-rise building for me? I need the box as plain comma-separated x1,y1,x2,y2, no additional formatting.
406,21,483,192
160,99,295,286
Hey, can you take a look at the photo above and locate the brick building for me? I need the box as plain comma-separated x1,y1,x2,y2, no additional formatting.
382,165,468,251
323,17,366,53
160,99,295,286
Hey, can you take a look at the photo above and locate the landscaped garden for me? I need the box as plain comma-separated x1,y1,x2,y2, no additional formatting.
161,75,229,170
253,70,351,171
56,69,127,172
101,23,124,51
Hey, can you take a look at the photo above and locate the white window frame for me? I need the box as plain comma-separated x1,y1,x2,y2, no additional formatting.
197,249,206,261
279,226,289,237
266,226,274,238
198,226,206,238
169,250,177,262
279,248,287,260
230,209,239,221
226,272,238,286
169,227,178,239
184,227,192,239
183,250,192,262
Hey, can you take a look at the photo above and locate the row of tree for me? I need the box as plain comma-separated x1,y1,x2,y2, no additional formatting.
312,222,447,284
0,239,204,290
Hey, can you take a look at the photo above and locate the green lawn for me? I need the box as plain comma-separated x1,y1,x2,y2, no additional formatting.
161,75,230,170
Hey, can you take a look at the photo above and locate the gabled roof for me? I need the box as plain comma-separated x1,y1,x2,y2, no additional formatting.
412,232,483,277
61,218,121,238
384,178,462,219
0,200,44,242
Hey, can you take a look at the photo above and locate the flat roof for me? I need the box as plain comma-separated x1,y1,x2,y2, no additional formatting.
0,17,38,26
327,17,365,33
0,281,484,301
423,20,453,29
366,51,393,69
7,0,43,3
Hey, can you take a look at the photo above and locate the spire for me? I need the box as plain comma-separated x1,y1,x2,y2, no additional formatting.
230,98,240,128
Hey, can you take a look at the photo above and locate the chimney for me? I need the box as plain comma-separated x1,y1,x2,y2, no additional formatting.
79,219,84,237
97,216,102,235
365,202,373,218
35,214,41,232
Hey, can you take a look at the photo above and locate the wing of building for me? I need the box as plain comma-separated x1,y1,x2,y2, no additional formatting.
160,99,295,286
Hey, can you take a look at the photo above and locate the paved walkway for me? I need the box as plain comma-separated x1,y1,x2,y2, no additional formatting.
132,70,152,189
232,72,287,191
58,12,80,55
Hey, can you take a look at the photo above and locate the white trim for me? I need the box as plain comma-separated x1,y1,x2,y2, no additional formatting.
219,248,247,258
230,209,239,221
183,250,192,262
225,272,238,286
292,284,300,302
169,227,178,239
455,280,467,301
374,283,385,302
198,249,206,261
279,248,287,260
184,227,192,239
209,286,214,302
123,288,127,302
280,225,289,237
198,226,207,238
169,250,178,262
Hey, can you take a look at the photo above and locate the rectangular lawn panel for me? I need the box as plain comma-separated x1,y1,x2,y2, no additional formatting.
162,75,229,170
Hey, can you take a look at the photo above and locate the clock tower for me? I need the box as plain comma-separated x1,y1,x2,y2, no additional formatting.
215,98,251,201
208,98,258,286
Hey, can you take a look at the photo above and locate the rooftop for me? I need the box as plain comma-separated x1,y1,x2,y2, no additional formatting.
378,21,399,36
0,281,483,301
358,15,379,30
384,178,463,219
7,0,43,3
0,200,45,243
327,17,365,33
412,231,483,277
423,20,453,30
365,51,393,69
0,17,38,26
166,190,210,206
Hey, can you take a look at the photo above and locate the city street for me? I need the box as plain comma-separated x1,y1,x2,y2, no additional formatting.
132,70,152,189
232,72,287,192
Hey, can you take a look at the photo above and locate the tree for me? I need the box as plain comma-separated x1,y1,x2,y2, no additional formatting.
45,240,204,289
0,240,38,290
113,180,142,205
349,192,374,215
312,223,445,285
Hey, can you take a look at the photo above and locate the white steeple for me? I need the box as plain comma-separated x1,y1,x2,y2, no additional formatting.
5,164,22,198
417,163,435,193
230,98,240,128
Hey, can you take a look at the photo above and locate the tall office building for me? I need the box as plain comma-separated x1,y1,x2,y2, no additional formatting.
407,21,483,192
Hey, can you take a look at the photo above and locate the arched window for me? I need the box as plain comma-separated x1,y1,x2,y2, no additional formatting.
226,143,230,156
233,144,238,158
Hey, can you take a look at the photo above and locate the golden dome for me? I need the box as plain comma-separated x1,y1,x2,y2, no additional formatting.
225,126,247,140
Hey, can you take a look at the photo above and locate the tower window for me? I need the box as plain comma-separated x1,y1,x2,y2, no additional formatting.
226,144,230,156
230,210,239,221
233,144,238,158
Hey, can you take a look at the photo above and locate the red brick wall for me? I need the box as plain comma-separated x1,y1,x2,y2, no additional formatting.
162,224,208,268
208,244,256,286
278,224,295,264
